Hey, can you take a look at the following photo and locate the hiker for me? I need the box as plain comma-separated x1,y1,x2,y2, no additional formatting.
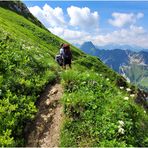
55,43,64,66
59,43,64,57
62,43,72,69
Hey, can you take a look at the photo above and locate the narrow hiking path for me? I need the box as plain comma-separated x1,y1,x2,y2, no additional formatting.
26,83,63,147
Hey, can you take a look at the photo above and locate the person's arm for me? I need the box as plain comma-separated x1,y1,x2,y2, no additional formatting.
60,48,63,55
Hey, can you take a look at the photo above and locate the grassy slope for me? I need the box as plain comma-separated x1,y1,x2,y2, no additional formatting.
0,6,148,147
0,7,82,146
0,1,45,29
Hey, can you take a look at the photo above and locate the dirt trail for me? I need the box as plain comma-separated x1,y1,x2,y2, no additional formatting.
26,83,63,147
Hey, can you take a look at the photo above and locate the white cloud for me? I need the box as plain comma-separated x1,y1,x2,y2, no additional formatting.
137,12,144,19
67,6,99,31
29,4,66,28
91,25,148,48
28,4,99,44
28,4,148,48
108,12,144,27
48,27,88,44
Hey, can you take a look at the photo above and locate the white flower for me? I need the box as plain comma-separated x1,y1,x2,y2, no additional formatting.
130,94,135,97
106,78,109,81
82,81,86,84
144,110,146,114
126,88,131,92
118,127,125,134
118,120,124,126
120,86,124,90
127,78,130,83
124,97,129,100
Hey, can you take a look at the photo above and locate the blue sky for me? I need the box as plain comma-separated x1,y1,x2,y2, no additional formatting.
23,1,148,48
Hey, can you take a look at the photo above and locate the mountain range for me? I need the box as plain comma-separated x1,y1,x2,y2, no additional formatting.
80,41,148,91
76,41,148,52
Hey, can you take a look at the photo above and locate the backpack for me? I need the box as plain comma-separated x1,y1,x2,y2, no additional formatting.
55,55,63,66
63,46,72,59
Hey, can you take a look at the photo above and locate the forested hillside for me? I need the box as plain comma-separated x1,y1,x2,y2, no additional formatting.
0,1,148,147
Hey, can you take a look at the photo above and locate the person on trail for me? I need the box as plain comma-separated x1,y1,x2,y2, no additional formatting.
59,43,64,57
55,43,64,66
62,43,72,69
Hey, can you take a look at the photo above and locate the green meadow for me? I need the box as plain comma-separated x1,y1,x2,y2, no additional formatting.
0,5,148,147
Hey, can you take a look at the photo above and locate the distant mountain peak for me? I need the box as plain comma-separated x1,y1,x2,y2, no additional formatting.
80,41,97,56
82,41,95,47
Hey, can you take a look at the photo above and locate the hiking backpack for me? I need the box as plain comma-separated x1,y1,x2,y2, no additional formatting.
55,55,63,66
63,46,72,59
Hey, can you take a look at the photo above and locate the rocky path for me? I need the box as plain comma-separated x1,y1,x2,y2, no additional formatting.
26,83,63,147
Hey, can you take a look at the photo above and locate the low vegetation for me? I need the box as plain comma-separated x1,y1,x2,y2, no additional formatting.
0,6,83,146
60,68,148,147
0,3,148,147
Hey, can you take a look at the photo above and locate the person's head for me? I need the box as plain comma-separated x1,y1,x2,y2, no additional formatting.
60,43,64,48
63,44,70,50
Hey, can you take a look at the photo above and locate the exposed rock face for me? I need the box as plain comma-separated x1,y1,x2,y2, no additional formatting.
0,1,45,29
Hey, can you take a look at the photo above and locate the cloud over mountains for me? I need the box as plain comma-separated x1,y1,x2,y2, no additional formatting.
29,4,148,48
108,12,144,27
67,6,99,31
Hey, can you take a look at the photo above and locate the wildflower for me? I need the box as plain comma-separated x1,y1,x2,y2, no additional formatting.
118,120,124,126
27,46,31,50
127,78,130,83
120,86,124,90
82,81,86,84
144,110,146,114
118,127,125,134
124,97,129,100
130,94,135,97
92,81,97,85
106,78,109,81
126,88,131,92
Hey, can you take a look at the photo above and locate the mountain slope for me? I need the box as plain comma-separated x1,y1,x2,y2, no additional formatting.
80,41,97,56
80,42,131,72
0,2,148,147
0,5,83,146
80,41,148,91
0,0,45,29
96,43,147,52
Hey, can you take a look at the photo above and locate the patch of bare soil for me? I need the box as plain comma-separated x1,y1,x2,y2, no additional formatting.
26,83,63,147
